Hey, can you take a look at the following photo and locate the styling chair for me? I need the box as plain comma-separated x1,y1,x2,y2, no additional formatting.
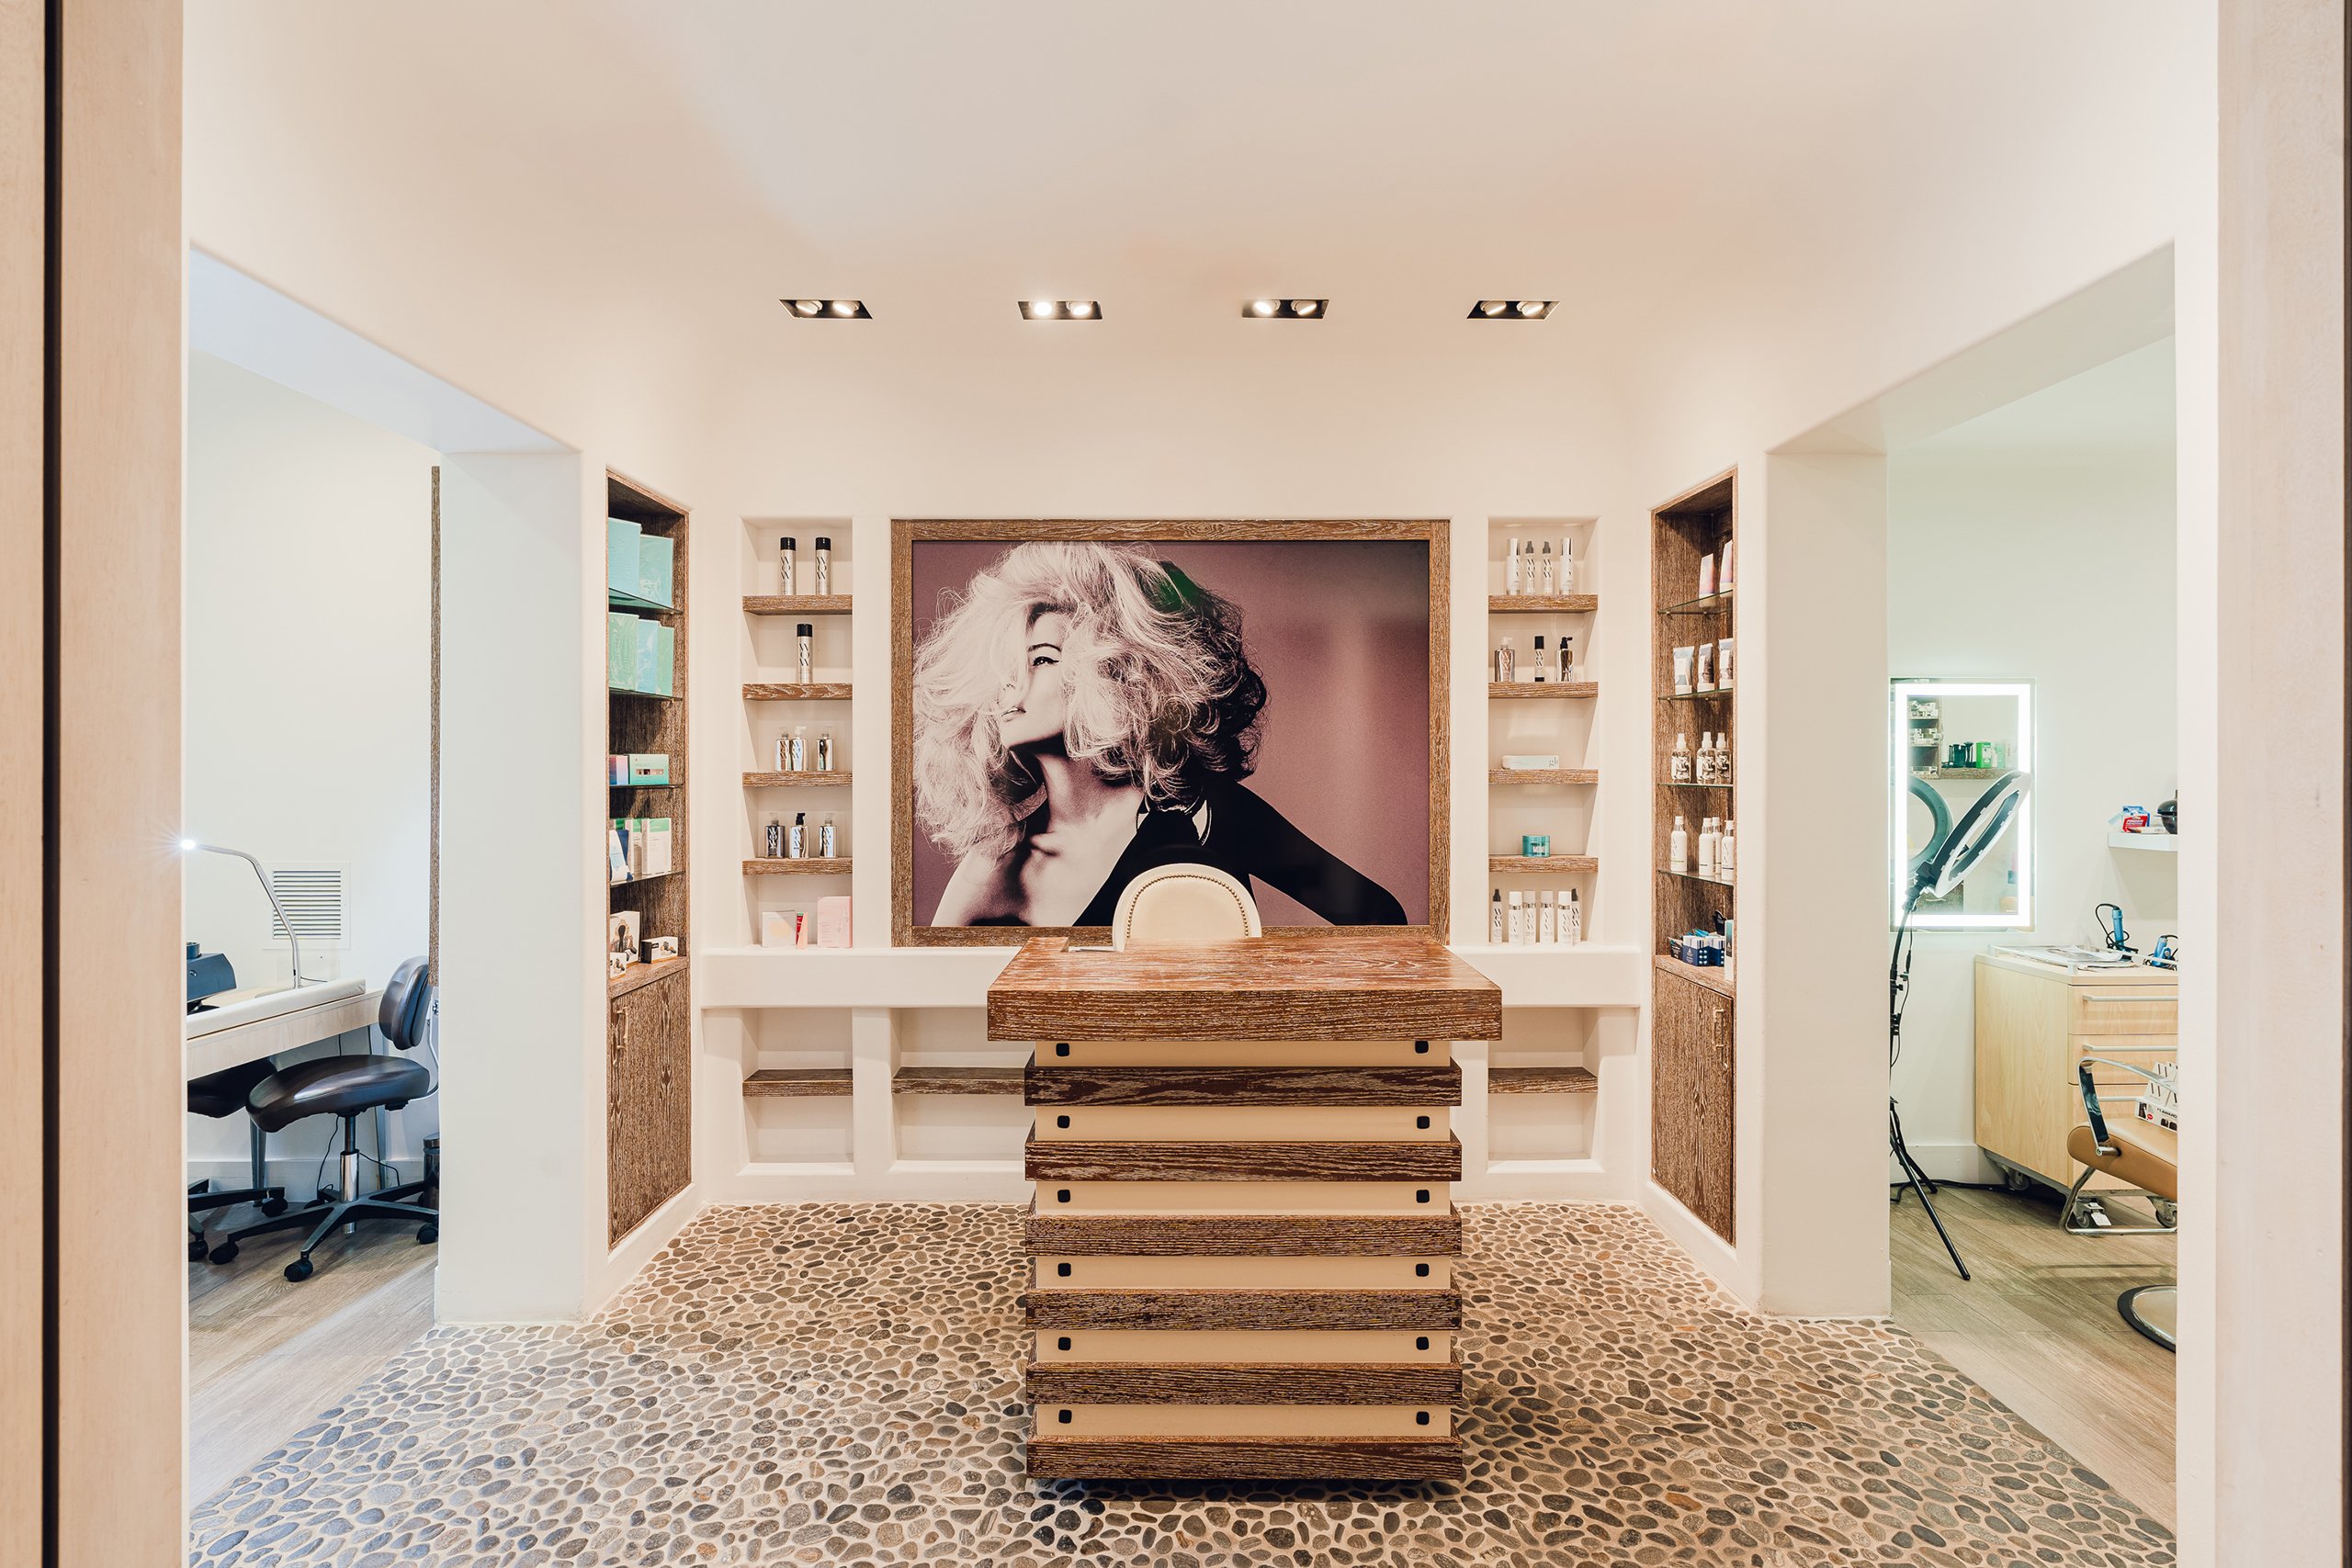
187,1058,288,1259
1109,863,1263,948
209,956,438,1280
2060,1056,2180,1350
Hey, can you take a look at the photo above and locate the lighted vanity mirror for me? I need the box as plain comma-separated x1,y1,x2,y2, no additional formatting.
1890,679,2033,931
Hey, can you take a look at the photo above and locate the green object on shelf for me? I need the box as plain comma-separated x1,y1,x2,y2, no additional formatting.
606,611,639,690
635,618,662,694
636,533,674,610
607,517,641,603
655,623,675,696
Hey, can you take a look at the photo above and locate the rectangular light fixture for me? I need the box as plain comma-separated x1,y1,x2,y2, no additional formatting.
1469,299,1554,320
1243,299,1327,319
782,299,871,319
1019,299,1101,321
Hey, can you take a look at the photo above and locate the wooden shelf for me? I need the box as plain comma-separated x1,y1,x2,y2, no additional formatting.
1487,593,1598,614
1487,767,1598,785
894,1065,1024,1096
741,1066,854,1097
1659,686,1733,702
743,856,853,875
607,956,687,1001
743,770,852,788
743,594,852,616
1487,681,1598,700
1654,953,1733,998
609,869,675,888
743,682,852,701
1487,1065,1599,1095
1487,854,1599,874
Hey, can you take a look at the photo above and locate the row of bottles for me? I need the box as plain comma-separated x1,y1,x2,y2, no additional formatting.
763,812,839,859
1668,730,1730,784
1492,635,1578,682
1667,815,1735,882
1487,886,1582,945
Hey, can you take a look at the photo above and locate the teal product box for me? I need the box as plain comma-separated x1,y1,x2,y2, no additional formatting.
606,613,640,690
635,618,662,694
1521,833,1551,857
635,534,674,610
628,753,669,786
655,624,675,696
607,518,642,602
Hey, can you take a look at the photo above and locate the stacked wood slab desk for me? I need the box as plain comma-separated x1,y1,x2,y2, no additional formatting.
989,932,1502,1482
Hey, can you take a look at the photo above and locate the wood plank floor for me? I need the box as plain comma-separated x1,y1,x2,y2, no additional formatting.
1892,1182,2175,1530
188,1200,436,1505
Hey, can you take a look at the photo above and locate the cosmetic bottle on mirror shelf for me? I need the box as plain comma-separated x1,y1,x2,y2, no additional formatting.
1489,888,1505,942
797,624,813,684
1719,819,1735,883
1506,537,1521,595
788,812,808,859
818,813,837,858
1566,887,1582,946
1495,637,1515,682
1717,636,1735,688
764,816,784,858
1670,815,1689,874
1532,636,1549,682
1716,735,1731,784
1698,550,1716,600
1539,541,1555,594
813,536,831,594
1671,732,1691,783
816,731,834,771
777,536,796,595
1538,891,1556,943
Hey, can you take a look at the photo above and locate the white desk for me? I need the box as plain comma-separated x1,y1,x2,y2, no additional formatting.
187,977,379,1078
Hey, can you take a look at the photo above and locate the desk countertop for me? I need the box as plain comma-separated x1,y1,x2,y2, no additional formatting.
186,976,368,1040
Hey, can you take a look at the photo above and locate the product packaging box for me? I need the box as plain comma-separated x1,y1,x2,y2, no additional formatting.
817,895,852,950
634,618,662,694
655,625,676,696
644,818,673,878
607,754,630,785
636,534,674,610
607,613,640,691
628,753,670,786
1521,834,1551,857
1501,753,1561,771
607,518,641,603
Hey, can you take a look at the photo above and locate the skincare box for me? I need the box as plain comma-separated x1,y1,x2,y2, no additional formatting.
1501,754,1562,771
635,533,673,610
606,519,673,611
817,896,853,950
606,612,639,691
607,754,629,784
628,753,670,786
1521,834,1551,857
607,517,641,603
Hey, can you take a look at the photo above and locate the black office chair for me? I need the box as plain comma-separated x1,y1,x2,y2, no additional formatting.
209,956,438,1280
187,1057,288,1259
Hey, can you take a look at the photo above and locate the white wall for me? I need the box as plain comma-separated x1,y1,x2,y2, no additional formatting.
184,350,437,1186
1884,340,2178,1182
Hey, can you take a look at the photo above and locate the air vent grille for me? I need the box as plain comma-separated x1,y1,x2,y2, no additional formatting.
266,865,347,948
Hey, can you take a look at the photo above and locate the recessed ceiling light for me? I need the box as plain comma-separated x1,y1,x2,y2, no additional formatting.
1068,300,1094,318
780,298,871,319
1291,299,1318,316
1029,298,1057,317
1020,299,1102,321
1469,299,1553,320
1245,299,1326,320
1251,299,1276,316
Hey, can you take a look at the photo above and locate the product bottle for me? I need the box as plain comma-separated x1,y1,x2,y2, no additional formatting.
1671,732,1691,783
789,726,808,772
1538,890,1556,942
777,536,797,595
787,811,808,859
1719,818,1736,884
1532,636,1549,682
1561,633,1576,682
818,812,837,858
1698,817,1718,880
1698,550,1716,600
1695,732,1713,784
816,731,834,772
796,623,814,683
774,732,789,772
764,816,784,859
1566,888,1582,946
1559,536,1576,593
1495,637,1515,682
1714,733,1730,784
1539,541,1555,594
1489,888,1505,942
1506,537,1521,595
1669,815,1689,874
1508,890,1526,945
813,536,832,594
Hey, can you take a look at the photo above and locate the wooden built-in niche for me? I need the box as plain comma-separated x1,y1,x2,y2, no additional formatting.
1649,469,1736,1243
605,470,690,1244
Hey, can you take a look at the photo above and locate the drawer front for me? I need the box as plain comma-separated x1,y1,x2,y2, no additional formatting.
2069,988,2178,1035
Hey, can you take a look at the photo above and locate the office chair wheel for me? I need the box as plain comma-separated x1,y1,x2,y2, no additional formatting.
261,1195,289,1216
2154,1200,2178,1227
417,1224,437,1245
189,1235,207,1262
284,1257,314,1282
2002,1166,2035,1193
208,1241,238,1265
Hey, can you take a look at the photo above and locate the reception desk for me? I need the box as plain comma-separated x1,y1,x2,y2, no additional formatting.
990,931,1502,1481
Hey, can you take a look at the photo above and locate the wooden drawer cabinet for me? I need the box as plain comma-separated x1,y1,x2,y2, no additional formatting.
1973,953,2176,1191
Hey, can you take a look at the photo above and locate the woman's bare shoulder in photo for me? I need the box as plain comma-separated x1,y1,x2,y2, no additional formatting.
933,844,1024,927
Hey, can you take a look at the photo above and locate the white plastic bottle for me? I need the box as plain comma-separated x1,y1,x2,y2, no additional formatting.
1715,733,1731,784
1495,637,1515,682
1538,890,1556,943
1669,815,1689,874
797,623,814,683
1539,541,1555,594
787,811,808,859
1671,732,1691,783
1508,890,1526,945
1489,888,1504,942
1506,537,1521,595
818,812,837,858
1698,817,1718,880
1719,819,1736,884
1565,888,1582,946
777,536,797,594
1694,732,1713,784
813,536,832,594
1559,536,1576,593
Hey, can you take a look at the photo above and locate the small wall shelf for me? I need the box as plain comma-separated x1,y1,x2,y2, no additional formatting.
1657,590,1733,615
743,771,853,788
1661,779,1734,791
2109,831,2178,852
1488,854,1600,874
743,1066,854,1097
1488,681,1598,700
1488,1065,1599,1094
1487,593,1599,614
608,955,687,1002
1487,768,1599,785
894,1066,1024,1096
1659,687,1733,703
743,857,853,876
744,682,853,702
1653,952,1733,998
1657,865,1734,887
743,594,852,616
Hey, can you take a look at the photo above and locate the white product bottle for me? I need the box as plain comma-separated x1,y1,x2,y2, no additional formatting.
1508,890,1526,945
1559,536,1576,592
787,811,808,859
797,623,814,684
813,536,832,594
1489,888,1505,942
1719,819,1735,884
789,726,808,772
1495,637,1515,682
1538,890,1556,943
816,731,835,771
777,536,796,594
1539,541,1555,594
1506,537,1521,595
1671,732,1691,783
1698,817,1718,880
1669,815,1689,874
1565,888,1582,946
1561,633,1576,683
818,812,837,858
1694,732,1713,784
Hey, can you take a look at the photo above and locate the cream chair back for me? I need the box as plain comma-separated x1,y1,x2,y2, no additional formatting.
1109,863,1262,948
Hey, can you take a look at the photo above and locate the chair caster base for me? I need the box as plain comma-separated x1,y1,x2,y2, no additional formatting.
261,1195,289,1216
284,1257,314,1282
189,1235,207,1262
417,1224,438,1245
208,1241,238,1265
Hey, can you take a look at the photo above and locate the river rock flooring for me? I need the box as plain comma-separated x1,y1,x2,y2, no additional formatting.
188,1202,2175,1567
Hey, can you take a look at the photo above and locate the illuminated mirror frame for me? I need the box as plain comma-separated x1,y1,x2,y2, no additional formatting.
1889,678,2034,931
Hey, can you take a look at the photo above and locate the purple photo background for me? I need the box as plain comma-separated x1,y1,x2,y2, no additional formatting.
907,537,1433,927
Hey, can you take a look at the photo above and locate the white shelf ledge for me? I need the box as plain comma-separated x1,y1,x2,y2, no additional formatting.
2108,831,2178,852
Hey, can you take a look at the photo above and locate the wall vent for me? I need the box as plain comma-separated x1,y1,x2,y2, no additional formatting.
266,863,349,949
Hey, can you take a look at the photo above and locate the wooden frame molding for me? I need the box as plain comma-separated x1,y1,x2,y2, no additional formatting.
1021,1288,1463,1332
1024,1211,1462,1257
892,519,1451,945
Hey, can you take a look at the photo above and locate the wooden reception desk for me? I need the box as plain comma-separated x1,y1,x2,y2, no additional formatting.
990,931,1502,1481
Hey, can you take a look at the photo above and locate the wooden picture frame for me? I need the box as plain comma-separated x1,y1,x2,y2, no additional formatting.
893,519,1451,946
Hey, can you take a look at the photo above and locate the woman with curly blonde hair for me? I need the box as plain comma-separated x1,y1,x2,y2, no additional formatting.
912,540,1405,928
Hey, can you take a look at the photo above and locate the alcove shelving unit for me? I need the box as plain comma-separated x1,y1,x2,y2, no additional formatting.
1485,519,1601,942
741,528,855,908
1650,470,1738,1245
605,470,692,1246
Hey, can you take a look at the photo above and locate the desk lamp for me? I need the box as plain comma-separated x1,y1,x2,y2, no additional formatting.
1890,770,2029,1280
182,840,309,988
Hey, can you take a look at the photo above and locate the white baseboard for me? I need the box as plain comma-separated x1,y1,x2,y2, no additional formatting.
1888,1140,1996,1187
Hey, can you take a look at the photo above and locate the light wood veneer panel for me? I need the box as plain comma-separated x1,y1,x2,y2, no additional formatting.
1025,1062,1461,1107
1025,1137,1462,1183
1025,1361,1462,1405
1024,1435,1463,1480
1026,1211,1461,1257
1022,1289,1461,1332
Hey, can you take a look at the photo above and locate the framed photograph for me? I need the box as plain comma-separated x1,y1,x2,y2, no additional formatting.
892,519,1448,946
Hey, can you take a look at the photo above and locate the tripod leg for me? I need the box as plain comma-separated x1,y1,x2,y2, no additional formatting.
1890,1102,1970,1280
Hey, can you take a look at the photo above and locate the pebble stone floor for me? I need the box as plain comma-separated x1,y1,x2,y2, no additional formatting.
189,1203,2176,1568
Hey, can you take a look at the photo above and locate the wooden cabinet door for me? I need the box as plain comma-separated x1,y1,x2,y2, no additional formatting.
607,967,691,1245
1651,970,1735,1242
